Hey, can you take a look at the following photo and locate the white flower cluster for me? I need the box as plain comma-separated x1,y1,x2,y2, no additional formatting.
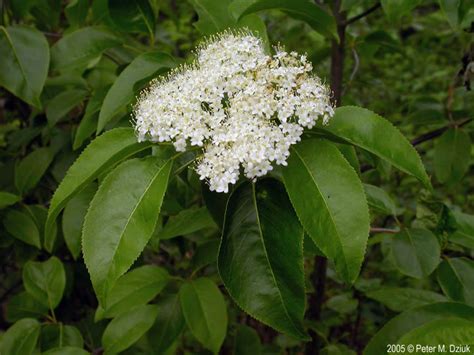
134,32,334,193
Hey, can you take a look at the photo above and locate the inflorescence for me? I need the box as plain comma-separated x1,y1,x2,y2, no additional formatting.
133,31,334,193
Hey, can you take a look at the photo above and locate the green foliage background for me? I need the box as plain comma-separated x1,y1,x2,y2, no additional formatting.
0,0,473,354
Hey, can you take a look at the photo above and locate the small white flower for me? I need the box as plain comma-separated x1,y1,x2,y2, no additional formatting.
134,31,334,193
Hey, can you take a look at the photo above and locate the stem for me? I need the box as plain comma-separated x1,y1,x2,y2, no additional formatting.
411,118,472,146
306,1,346,354
344,2,381,25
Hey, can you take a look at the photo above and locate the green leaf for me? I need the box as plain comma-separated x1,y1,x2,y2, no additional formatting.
234,324,262,355
188,0,237,34
0,318,40,355
282,139,369,283
0,26,49,108
398,318,474,346
15,147,54,195
192,239,220,271
99,265,169,319
179,277,228,354
337,143,360,173
45,127,153,244
0,191,21,209
83,157,172,305
40,324,84,351
5,291,49,322
43,347,89,355
364,184,397,216
73,86,110,150
3,209,41,248
97,51,175,133
108,0,156,35
51,27,121,71
450,210,474,249
219,179,308,340
438,0,463,27
62,183,97,260
390,228,440,279
366,287,447,312
232,0,337,40
160,206,216,240
102,304,159,354
320,106,431,188
65,0,89,28
381,0,422,21
148,293,186,353
46,89,88,127
23,256,66,310
437,257,474,306
365,302,474,354
434,128,471,184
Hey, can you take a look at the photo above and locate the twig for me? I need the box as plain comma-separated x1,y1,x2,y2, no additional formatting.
411,118,472,146
342,47,360,96
345,2,382,25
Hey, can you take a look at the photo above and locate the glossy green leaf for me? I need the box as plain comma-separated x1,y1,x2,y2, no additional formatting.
450,210,474,249
98,51,175,133
434,128,471,184
45,127,153,242
148,293,186,353
282,139,369,283
234,324,262,355
189,0,237,34
65,0,89,28
0,191,21,209
51,27,121,71
62,183,97,260
3,209,41,248
46,89,88,127
160,206,216,240
381,0,422,21
43,347,89,355
108,0,156,35
23,256,66,310
40,324,84,351
0,318,40,355
366,287,447,312
83,157,172,305
219,179,308,339
337,143,360,173
192,239,220,271
98,265,169,319
437,257,474,306
179,277,228,354
188,0,269,47
365,302,474,354
398,318,474,346
364,184,397,216
15,147,54,195
390,228,440,279
73,86,110,150
321,106,430,188
233,0,337,40
5,291,49,322
0,26,49,107
102,304,159,354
